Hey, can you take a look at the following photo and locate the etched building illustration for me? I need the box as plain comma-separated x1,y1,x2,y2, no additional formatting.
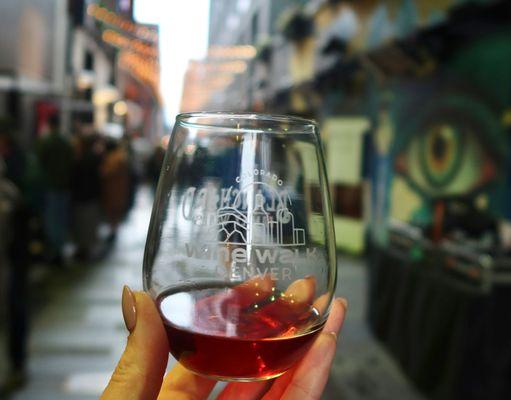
214,187,305,246
217,207,247,244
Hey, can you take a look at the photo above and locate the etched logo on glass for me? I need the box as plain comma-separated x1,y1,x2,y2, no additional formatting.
216,187,305,247
182,171,307,248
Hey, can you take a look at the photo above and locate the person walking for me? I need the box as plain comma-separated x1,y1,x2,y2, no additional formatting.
100,139,130,242
36,113,73,265
71,134,102,261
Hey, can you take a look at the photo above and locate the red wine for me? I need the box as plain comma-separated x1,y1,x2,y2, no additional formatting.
157,279,324,380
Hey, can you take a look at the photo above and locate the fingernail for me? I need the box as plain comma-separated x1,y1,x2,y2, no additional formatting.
327,331,338,342
122,285,137,333
337,297,348,310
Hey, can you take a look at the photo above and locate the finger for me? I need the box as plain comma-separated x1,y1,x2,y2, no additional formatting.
280,298,346,400
101,287,169,400
254,276,316,339
322,298,347,333
283,276,316,305
231,274,275,307
157,362,216,400
195,274,275,311
262,370,295,400
281,332,337,400
262,298,347,400
312,293,330,316
233,274,276,298
218,380,273,400
189,274,276,334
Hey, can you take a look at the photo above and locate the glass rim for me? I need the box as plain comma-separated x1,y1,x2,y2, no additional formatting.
175,111,317,134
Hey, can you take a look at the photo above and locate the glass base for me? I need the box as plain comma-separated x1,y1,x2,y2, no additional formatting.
180,363,288,382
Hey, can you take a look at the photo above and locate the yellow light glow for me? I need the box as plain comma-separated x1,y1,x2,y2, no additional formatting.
102,29,158,58
93,86,119,106
208,45,256,59
113,100,128,116
76,71,94,90
90,6,159,43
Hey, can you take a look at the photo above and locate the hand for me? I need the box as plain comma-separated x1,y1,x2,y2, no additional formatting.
101,286,347,400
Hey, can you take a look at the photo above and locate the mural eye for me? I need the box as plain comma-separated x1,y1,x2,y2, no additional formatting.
395,119,499,198
421,124,462,188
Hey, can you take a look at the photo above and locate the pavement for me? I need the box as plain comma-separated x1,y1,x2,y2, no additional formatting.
5,187,425,400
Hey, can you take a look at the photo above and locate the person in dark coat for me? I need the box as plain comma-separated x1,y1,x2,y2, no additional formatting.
71,134,102,260
36,114,74,265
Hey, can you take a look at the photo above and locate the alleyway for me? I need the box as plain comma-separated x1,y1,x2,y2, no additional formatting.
10,188,423,400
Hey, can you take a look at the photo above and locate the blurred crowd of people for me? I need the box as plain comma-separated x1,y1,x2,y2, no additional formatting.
0,114,164,389
0,115,140,266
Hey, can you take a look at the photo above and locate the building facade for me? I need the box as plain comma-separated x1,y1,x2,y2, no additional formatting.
0,0,163,148
0,0,68,147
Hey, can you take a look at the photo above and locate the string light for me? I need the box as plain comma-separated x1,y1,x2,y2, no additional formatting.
208,45,257,59
86,4,161,100
186,60,247,74
102,29,159,58
87,4,158,43
119,51,161,100
180,58,243,111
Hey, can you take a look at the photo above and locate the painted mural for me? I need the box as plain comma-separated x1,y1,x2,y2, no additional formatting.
367,2,511,251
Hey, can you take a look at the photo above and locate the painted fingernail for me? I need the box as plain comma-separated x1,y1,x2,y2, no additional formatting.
122,285,137,333
337,297,348,310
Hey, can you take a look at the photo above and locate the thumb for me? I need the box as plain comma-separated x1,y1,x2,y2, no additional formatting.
101,286,169,400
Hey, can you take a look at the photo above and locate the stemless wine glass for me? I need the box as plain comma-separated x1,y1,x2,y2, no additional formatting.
143,112,337,381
